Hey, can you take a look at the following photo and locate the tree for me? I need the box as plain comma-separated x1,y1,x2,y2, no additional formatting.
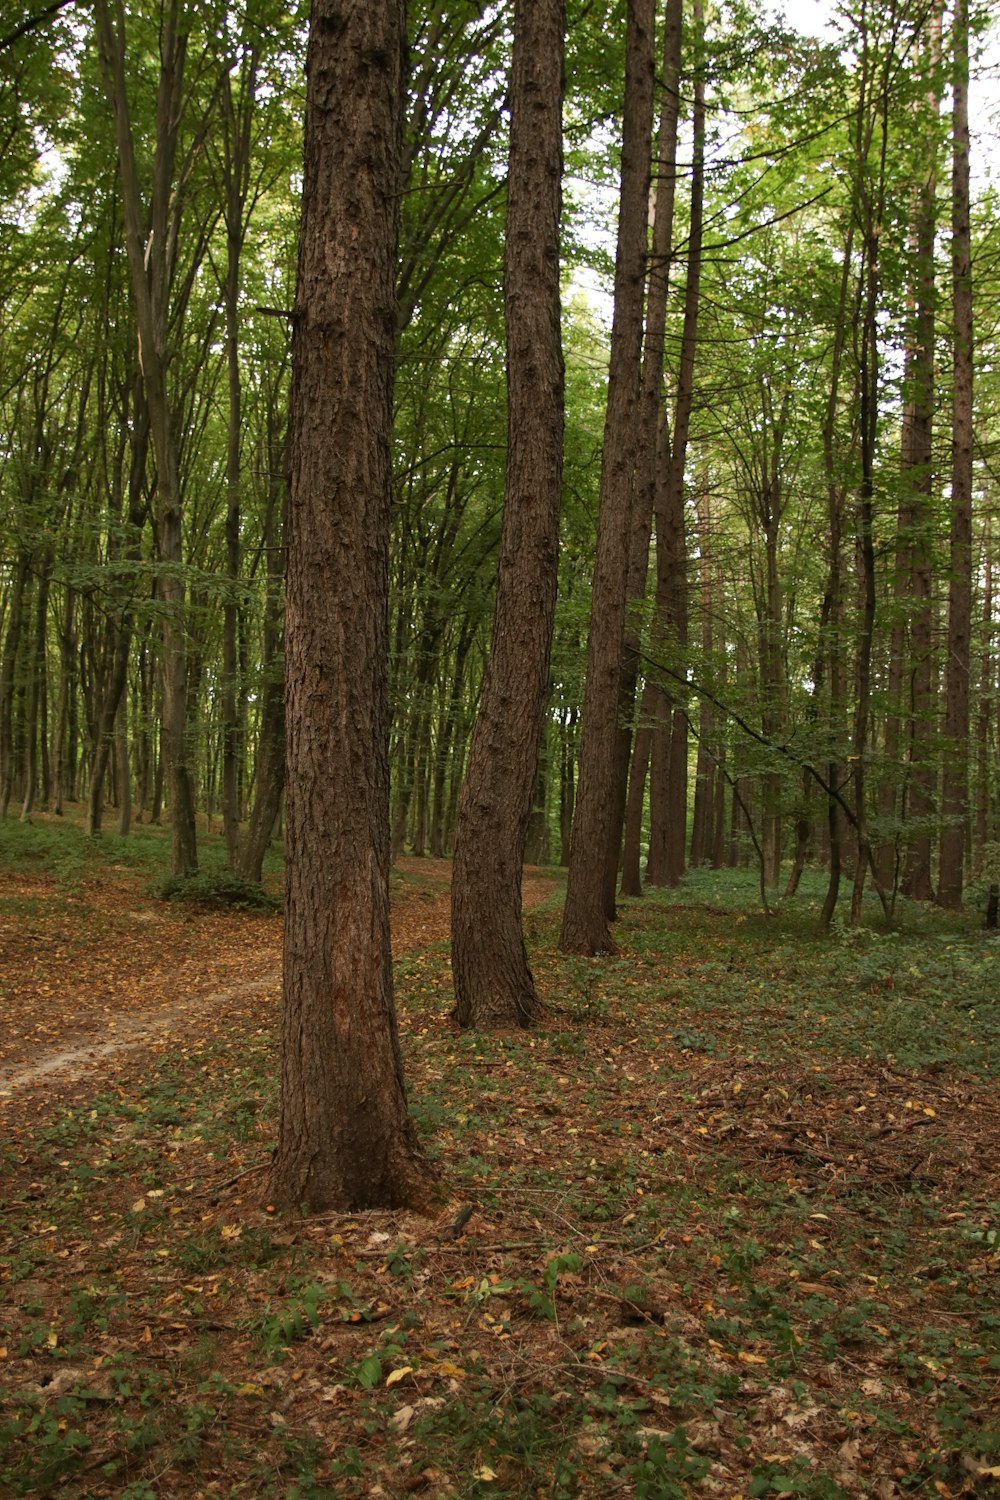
94,0,202,876
619,0,683,900
269,0,432,1212
559,0,656,955
939,0,973,908
450,0,565,1028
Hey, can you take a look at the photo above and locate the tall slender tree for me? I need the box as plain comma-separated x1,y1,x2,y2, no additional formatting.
94,0,200,876
450,0,565,1029
560,0,656,955
939,0,973,908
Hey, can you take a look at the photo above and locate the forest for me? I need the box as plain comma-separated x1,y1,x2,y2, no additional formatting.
2,0,1000,1495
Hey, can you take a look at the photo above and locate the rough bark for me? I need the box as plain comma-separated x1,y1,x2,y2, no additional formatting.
270,0,431,1212
451,0,565,1028
559,0,655,954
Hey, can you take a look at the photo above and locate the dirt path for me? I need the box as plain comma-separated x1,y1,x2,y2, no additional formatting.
0,860,559,1095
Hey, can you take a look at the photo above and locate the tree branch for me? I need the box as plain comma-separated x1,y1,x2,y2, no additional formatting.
0,0,72,55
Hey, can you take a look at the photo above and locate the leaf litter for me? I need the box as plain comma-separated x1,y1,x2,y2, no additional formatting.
1,851,999,1498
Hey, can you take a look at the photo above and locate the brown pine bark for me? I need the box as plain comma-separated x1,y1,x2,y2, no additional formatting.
451,0,565,1029
939,0,973,908
559,0,656,954
270,0,431,1212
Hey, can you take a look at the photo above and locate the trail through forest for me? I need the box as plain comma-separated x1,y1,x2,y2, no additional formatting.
0,851,558,1093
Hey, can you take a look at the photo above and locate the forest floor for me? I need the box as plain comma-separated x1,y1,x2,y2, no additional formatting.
1,815,999,1499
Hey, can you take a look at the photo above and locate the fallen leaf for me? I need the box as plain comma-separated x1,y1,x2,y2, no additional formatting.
391,1403,415,1433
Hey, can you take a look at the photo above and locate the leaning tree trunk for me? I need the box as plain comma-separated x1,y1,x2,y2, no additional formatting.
560,0,655,954
451,0,565,1029
270,0,431,1212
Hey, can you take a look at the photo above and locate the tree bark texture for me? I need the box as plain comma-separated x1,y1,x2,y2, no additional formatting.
559,0,655,954
451,0,565,1028
271,0,430,1212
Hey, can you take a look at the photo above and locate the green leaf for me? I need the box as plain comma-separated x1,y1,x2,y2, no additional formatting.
356,1355,383,1389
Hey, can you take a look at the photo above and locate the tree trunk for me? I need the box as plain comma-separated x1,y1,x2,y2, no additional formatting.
237,454,286,887
451,0,564,1028
271,0,431,1212
896,4,942,902
690,484,715,868
116,688,132,835
645,0,705,888
560,0,655,954
219,51,259,870
615,0,683,903
52,581,76,815
939,0,973,908
95,0,198,876
19,552,51,820
0,552,29,819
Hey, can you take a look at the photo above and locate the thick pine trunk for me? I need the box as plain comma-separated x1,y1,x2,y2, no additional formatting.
271,0,430,1211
